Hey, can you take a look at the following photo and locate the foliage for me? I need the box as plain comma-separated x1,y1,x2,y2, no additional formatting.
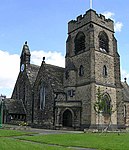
19,122,28,126
94,87,112,115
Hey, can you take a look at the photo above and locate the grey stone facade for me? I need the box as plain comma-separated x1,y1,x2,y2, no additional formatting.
6,9,129,130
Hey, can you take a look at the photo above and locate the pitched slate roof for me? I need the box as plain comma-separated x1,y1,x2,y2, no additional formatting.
44,63,64,92
26,64,40,87
4,99,26,114
26,62,65,93
122,82,129,102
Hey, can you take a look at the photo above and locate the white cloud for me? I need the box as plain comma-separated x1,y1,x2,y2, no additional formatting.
114,22,123,32
102,12,114,20
31,50,65,67
0,50,20,90
102,11,123,32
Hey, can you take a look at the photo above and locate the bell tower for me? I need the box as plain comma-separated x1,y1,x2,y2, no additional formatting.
20,41,31,72
64,9,124,129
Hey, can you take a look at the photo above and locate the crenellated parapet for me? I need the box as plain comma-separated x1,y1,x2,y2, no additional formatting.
68,9,114,33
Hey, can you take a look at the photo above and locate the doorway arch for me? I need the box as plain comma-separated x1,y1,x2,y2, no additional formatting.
62,109,72,127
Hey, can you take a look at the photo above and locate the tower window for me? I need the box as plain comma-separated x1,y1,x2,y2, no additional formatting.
40,84,46,110
99,31,109,53
79,65,84,76
103,65,107,77
74,32,85,54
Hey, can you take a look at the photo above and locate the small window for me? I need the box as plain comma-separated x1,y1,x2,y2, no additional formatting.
74,32,85,54
103,65,107,77
79,65,84,76
99,31,109,53
68,89,75,97
40,84,46,110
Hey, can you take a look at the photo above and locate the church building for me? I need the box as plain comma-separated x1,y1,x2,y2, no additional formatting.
4,9,129,130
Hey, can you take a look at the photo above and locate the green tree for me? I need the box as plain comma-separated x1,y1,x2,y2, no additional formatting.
94,87,116,132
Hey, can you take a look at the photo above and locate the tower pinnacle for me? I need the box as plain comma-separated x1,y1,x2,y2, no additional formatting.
20,41,31,68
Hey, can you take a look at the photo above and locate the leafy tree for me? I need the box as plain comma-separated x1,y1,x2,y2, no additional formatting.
94,87,121,132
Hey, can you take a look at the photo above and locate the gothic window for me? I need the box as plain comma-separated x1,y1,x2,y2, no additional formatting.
79,65,84,76
74,32,85,54
102,94,111,115
40,84,46,110
99,31,109,53
103,65,107,77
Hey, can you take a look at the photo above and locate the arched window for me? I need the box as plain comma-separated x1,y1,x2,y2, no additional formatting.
103,65,107,77
79,65,84,76
74,32,85,54
99,31,109,53
40,83,46,110
102,94,111,115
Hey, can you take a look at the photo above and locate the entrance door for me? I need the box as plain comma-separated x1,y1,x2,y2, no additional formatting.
62,109,72,127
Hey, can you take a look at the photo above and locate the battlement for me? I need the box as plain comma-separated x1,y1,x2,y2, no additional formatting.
68,9,114,33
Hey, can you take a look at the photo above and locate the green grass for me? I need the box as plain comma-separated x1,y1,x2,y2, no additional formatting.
1,129,129,150
20,133,129,150
0,129,71,150
0,138,69,150
0,129,32,137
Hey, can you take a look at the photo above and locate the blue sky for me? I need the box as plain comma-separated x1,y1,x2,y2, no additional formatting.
0,0,129,97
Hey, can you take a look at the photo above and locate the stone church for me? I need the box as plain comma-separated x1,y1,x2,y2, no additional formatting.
4,9,129,130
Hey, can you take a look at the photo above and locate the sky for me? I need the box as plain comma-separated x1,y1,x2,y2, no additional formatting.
0,0,129,98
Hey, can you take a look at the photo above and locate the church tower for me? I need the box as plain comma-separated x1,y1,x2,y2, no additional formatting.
20,41,31,72
64,9,124,129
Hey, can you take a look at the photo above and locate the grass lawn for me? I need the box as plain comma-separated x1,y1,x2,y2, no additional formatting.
0,129,33,137
0,129,71,150
20,132,129,150
1,129,129,150
0,138,69,150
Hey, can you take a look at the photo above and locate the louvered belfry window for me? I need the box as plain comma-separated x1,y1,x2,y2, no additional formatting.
99,31,109,53
75,32,85,54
